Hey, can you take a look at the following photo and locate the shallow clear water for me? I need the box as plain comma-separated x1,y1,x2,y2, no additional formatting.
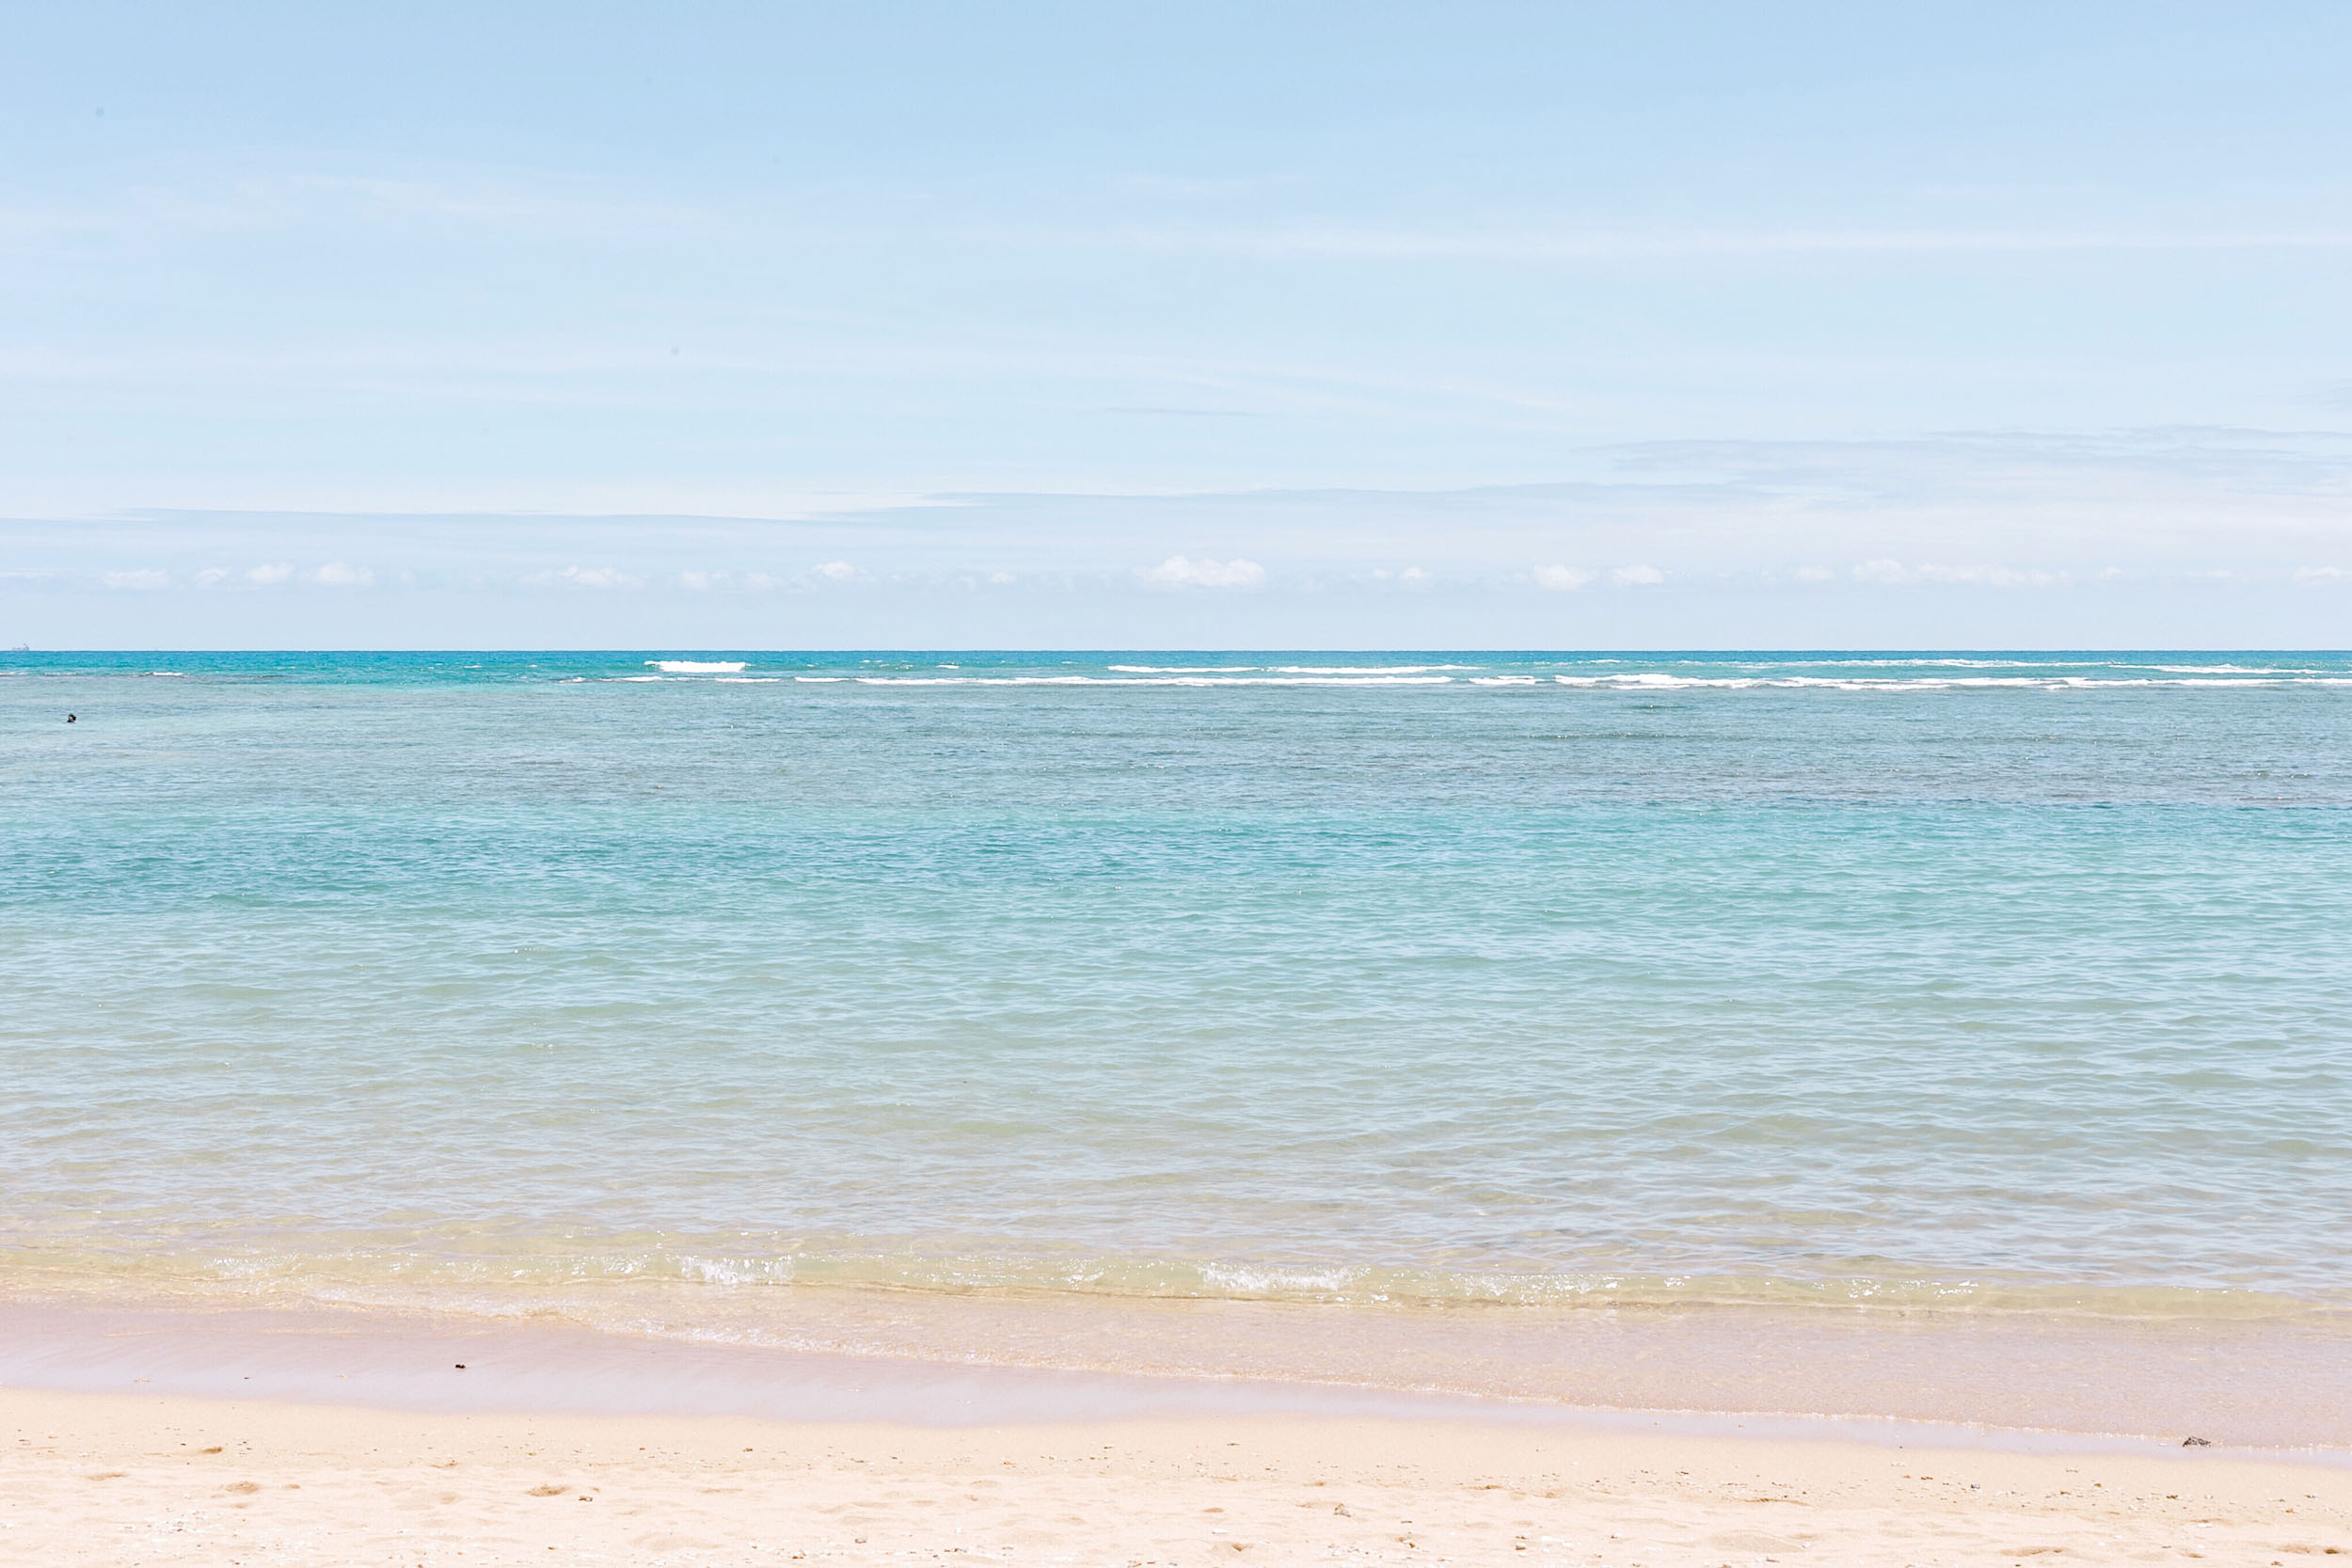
4,651,2349,1330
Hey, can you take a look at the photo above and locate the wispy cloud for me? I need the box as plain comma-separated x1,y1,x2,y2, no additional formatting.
530,565,643,590
1853,559,2068,588
0,166,707,245
1139,555,1265,589
1125,225,2352,264
8,426,2350,626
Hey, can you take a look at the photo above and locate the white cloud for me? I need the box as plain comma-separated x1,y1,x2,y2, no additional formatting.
246,562,295,585
102,569,169,590
2296,565,2345,585
813,560,858,580
532,565,642,590
677,569,722,591
195,567,230,587
311,561,372,587
1915,563,2065,588
1532,564,1590,591
1792,565,1836,582
1611,564,1665,587
1398,566,1430,584
1139,554,1265,589
1854,559,2066,588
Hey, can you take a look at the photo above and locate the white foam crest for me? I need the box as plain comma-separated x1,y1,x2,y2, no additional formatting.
1541,671,2352,692
648,660,746,673
855,675,1096,685
1778,657,2096,670
1197,1261,1367,1295
1578,673,1761,688
849,674,1456,687
2143,663,2308,674
675,1255,797,1286
1782,675,2045,689
574,667,2351,693
1153,675,1454,686
1271,664,1477,673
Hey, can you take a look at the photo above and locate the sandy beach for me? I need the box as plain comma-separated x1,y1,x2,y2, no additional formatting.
8,1384,2348,1566
7,1295,2351,1562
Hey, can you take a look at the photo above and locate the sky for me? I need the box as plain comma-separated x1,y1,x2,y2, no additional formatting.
4,1,2351,647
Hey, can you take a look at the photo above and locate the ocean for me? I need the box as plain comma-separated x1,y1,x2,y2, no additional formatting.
5,651,2349,1420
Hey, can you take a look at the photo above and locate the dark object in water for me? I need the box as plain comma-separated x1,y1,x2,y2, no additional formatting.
454,1363,467,1370
2182,1435,2212,1447
65,714,75,722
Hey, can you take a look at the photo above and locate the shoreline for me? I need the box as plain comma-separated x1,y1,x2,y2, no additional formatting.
5,1293,2349,1460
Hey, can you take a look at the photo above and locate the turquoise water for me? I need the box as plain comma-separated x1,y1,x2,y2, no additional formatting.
4,652,2349,1335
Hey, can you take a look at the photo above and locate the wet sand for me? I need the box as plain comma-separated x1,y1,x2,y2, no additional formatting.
5,1294,2351,1449
5,1297,2351,1563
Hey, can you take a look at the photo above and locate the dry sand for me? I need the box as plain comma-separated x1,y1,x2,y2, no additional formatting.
5,1386,2347,1566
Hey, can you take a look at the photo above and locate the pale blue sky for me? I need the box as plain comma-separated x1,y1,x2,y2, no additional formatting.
6,2,2351,645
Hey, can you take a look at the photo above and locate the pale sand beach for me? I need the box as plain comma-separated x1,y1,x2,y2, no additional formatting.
7,1385,2349,1567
